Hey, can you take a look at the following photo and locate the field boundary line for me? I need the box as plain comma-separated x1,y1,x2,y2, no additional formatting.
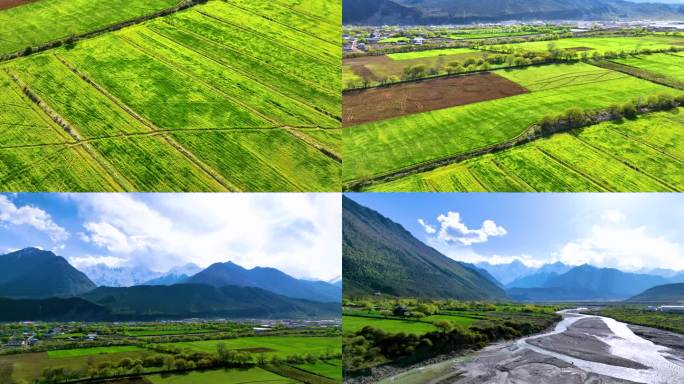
5,69,132,190
142,26,340,127
53,54,238,192
195,10,337,67
606,126,684,164
532,148,610,192
0,0,207,64
491,159,537,192
118,34,340,164
0,126,334,151
592,59,684,90
535,147,613,192
156,20,339,103
3,71,75,142
268,0,338,27
571,133,679,191
221,1,338,47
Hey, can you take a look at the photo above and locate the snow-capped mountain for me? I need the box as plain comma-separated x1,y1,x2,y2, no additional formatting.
78,264,162,287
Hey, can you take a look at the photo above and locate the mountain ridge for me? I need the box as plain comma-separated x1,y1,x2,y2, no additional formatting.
343,0,684,25
342,196,506,300
0,248,96,298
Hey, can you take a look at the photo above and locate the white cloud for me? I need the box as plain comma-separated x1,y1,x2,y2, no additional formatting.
0,195,68,242
68,255,126,268
67,194,341,280
557,210,683,271
601,209,625,224
421,211,507,245
418,219,436,234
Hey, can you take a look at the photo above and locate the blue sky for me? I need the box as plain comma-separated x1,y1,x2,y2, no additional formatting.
346,193,684,271
0,193,341,280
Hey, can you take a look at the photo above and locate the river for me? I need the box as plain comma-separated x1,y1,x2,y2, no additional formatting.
378,309,684,384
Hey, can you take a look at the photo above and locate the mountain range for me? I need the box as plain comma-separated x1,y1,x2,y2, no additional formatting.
0,248,340,320
626,283,684,304
0,248,95,298
342,196,506,300
185,262,340,303
80,284,340,320
507,264,679,301
343,0,684,25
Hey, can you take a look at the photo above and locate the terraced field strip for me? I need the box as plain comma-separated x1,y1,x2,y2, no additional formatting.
344,63,681,185
489,35,684,54
48,346,145,358
342,315,437,335
387,47,484,60
605,52,684,88
0,0,341,191
146,368,298,384
0,0,174,52
295,361,342,381
366,110,684,192
161,336,340,359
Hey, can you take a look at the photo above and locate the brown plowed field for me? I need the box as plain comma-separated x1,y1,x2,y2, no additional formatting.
0,0,38,10
343,73,528,126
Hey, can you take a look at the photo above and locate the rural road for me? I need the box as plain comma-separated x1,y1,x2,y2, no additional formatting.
380,310,684,384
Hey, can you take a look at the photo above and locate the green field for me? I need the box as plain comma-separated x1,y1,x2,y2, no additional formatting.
147,367,298,384
367,109,684,192
613,52,684,82
0,0,340,191
344,62,681,184
296,361,342,381
0,0,180,56
162,336,340,358
493,35,684,54
387,47,484,60
47,345,145,358
342,315,438,334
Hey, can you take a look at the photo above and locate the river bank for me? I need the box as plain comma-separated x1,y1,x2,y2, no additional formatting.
377,310,684,384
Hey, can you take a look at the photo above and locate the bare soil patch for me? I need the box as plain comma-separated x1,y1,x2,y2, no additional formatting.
0,0,39,10
566,46,595,52
343,73,528,126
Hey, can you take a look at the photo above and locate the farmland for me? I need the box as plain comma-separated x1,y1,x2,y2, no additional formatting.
492,35,684,55
0,320,342,383
612,52,684,83
0,0,181,57
146,368,298,384
160,336,341,359
343,49,503,88
342,299,561,375
365,107,684,192
0,0,341,192
343,62,682,186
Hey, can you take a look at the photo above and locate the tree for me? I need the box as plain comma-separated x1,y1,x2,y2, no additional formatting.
434,320,453,333
621,102,637,119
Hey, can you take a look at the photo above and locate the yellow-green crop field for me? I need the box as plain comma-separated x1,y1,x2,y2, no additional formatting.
0,0,341,191
366,110,684,192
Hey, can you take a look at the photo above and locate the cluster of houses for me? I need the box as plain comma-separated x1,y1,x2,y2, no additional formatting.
645,305,684,313
343,29,426,52
4,333,38,348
